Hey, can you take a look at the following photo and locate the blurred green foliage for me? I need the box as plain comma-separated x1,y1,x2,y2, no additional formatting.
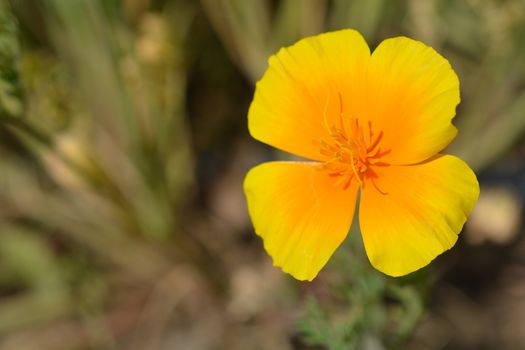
0,0,21,116
0,0,203,346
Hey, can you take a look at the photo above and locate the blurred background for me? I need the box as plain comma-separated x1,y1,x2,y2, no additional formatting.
0,0,524,349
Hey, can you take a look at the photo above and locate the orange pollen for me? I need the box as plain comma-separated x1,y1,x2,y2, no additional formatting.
318,118,389,190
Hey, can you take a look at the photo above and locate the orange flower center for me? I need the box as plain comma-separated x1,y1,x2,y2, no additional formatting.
318,117,389,192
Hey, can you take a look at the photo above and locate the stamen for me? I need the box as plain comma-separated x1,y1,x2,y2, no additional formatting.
342,176,353,190
333,173,352,188
371,178,388,195
367,120,373,145
316,93,390,191
367,131,383,153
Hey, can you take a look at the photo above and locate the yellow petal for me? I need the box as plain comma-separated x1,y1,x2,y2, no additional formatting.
359,155,479,276
364,37,460,165
244,161,358,281
248,29,370,161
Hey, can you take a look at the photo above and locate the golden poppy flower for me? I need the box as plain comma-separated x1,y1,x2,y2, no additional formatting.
244,29,479,281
